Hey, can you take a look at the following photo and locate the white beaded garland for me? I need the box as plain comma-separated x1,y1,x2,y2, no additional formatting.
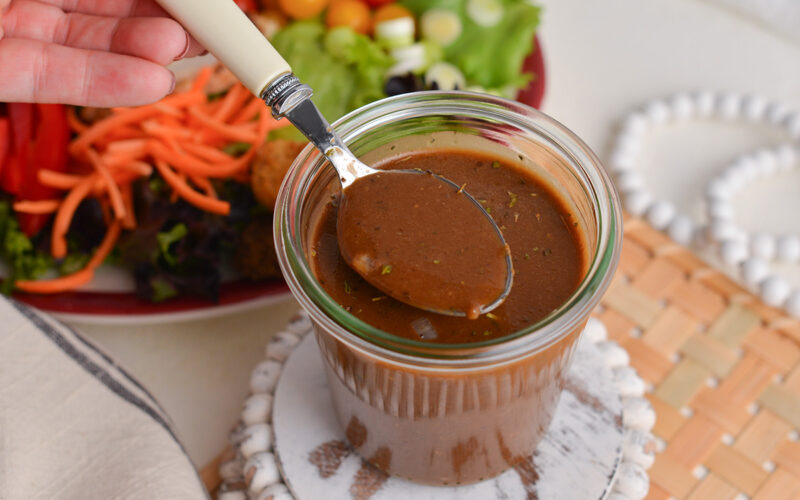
240,423,273,459
667,215,695,246
743,94,768,121
709,219,738,242
615,171,645,193
610,91,800,315
693,90,715,117
611,462,650,500
704,143,800,311
254,484,293,500
218,490,247,500
250,360,282,394
669,93,694,120
613,365,647,398
245,452,281,494
785,290,800,318
644,100,669,125
718,92,742,120
760,276,792,307
622,397,656,431
243,394,273,426
750,233,777,261
622,429,656,470
719,239,748,266
707,199,734,220
623,190,652,217
787,112,800,138
741,257,770,288
777,144,797,169
622,113,648,136
777,235,800,262
645,201,675,230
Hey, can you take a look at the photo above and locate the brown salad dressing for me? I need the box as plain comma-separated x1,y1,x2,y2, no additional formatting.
336,169,511,320
310,149,586,343
306,148,592,485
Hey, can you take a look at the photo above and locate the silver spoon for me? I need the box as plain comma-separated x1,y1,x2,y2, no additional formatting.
156,0,513,318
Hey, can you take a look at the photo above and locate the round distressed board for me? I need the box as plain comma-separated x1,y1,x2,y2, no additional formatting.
217,315,655,500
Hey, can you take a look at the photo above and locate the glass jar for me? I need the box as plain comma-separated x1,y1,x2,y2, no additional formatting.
274,92,622,486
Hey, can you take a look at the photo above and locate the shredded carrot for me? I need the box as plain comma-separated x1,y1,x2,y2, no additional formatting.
120,184,136,230
51,175,96,258
187,106,259,143
214,85,251,123
87,149,126,221
170,170,184,203
232,98,267,124
38,170,84,190
103,153,148,169
154,159,230,215
98,197,112,225
142,120,194,140
191,66,214,93
15,268,94,294
180,142,234,163
106,139,148,156
16,221,121,294
23,67,291,295
13,200,61,214
190,175,217,198
147,140,244,178
114,160,153,177
86,220,122,269
71,91,205,155
66,107,89,133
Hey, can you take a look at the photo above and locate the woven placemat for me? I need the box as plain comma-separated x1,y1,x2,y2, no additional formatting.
600,215,800,500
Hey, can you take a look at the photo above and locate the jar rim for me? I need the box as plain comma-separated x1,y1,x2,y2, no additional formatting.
274,91,622,366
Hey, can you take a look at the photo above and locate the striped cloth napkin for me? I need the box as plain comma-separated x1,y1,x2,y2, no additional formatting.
0,298,207,500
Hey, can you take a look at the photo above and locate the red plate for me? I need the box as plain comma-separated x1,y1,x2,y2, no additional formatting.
12,37,546,323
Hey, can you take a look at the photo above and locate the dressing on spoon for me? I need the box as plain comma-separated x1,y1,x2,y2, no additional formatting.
156,0,513,317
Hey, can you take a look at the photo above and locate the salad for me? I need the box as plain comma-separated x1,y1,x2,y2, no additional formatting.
0,0,541,305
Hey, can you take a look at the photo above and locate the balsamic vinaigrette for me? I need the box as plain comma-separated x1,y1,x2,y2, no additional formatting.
309,149,587,344
336,169,511,320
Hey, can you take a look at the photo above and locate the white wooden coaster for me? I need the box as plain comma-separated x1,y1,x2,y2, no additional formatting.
217,314,655,500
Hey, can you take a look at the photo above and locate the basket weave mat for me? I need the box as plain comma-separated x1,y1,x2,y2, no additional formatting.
601,215,800,499
202,215,800,499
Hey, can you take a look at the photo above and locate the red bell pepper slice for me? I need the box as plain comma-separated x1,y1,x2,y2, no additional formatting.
17,104,71,236
234,0,257,12
0,118,9,178
2,103,35,196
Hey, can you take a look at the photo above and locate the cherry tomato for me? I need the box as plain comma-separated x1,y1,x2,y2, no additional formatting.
326,0,371,34
365,0,395,6
278,0,328,20
373,3,412,25
234,0,257,12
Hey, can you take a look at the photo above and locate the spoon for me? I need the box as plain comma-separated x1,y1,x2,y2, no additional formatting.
156,0,513,318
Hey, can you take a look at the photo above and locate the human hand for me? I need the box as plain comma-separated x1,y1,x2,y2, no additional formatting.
0,0,205,107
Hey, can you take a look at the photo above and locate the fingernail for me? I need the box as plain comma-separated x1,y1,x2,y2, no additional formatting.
174,31,191,61
168,73,176,94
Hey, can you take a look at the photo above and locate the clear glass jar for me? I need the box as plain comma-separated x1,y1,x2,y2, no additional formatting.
274,92,622,485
